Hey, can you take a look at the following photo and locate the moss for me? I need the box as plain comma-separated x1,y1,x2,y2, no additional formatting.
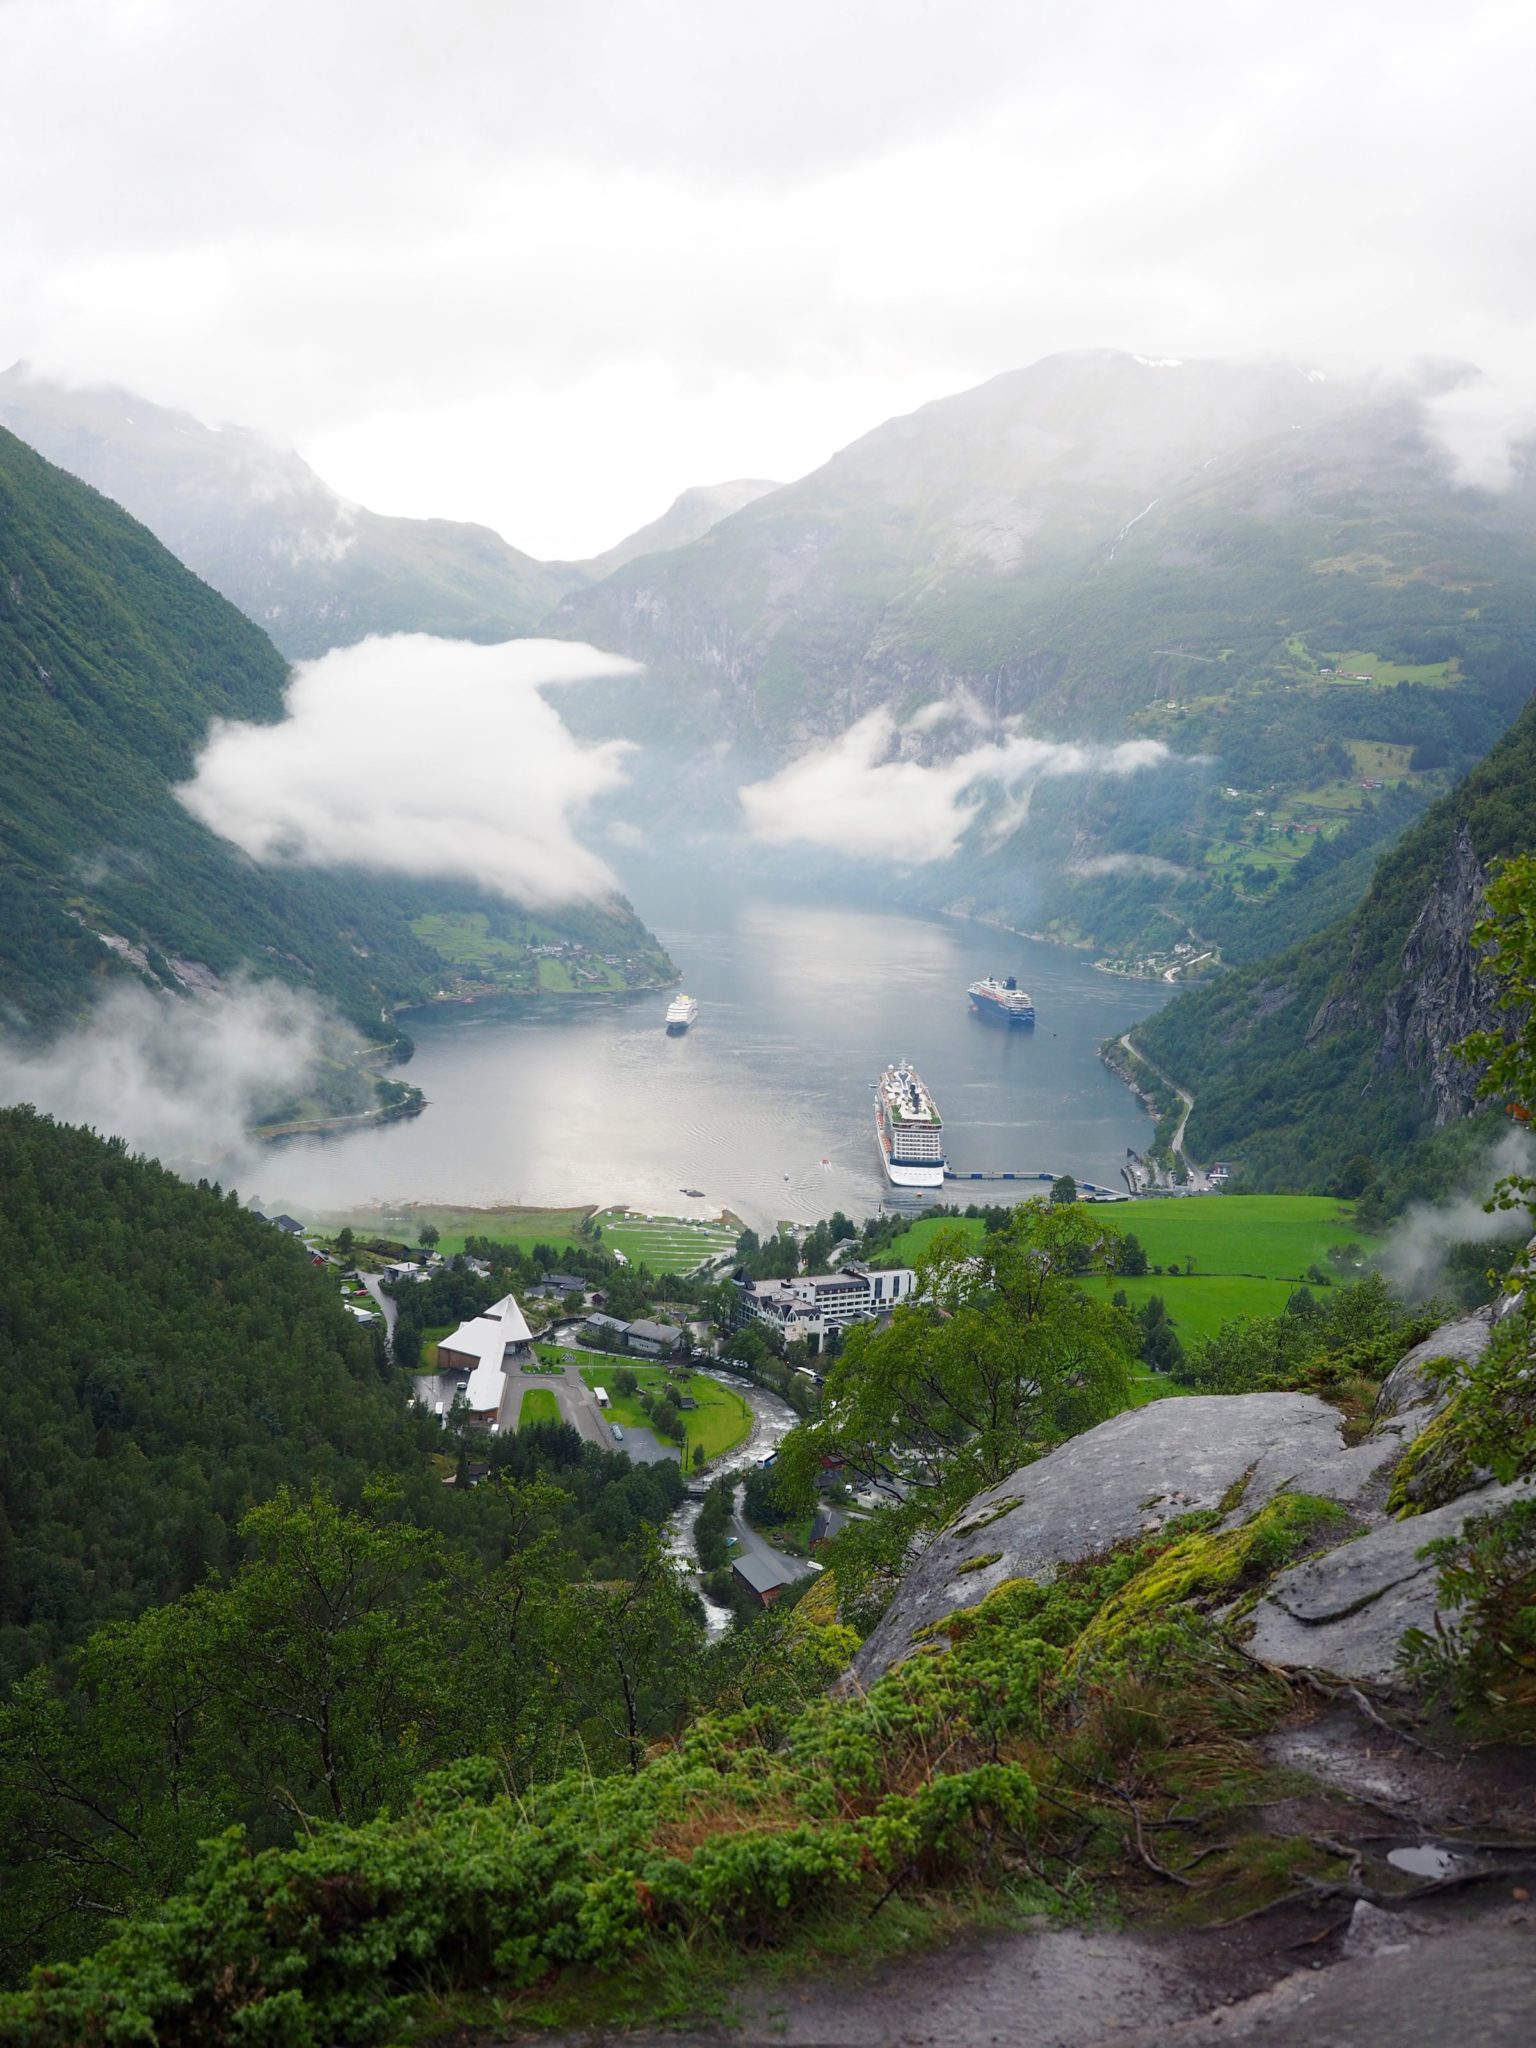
949,1495,1023,1539
954,1551,1003,1577
1217,1464,1256,1517
1387,1397,1479,1512
1069,1493,1348,1667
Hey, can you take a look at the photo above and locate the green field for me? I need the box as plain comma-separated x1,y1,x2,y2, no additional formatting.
578,1364,752,1463
517,1388,561,1428
594,1208,740,1274
874,1195,1380,1345
319,1203,596,1256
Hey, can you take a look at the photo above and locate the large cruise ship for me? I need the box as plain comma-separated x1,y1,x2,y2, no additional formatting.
875,1063,946,1188
968,975,1035,1026
664,992,699,1034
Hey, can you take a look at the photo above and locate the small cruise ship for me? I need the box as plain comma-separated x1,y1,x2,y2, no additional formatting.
664,992,699,1034
968,975,1035,1026
875,1063,946,1188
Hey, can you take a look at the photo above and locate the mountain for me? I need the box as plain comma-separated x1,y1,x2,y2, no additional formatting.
0,424,671,1033
0,365,582,659
551,350,1536,964
571,478,782,578
1132,688,1536,1197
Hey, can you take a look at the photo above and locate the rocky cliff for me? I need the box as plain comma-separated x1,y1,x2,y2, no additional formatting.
853,1310,1528,1692
1134,691,1536,1192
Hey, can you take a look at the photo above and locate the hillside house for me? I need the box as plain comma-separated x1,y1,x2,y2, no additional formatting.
732,1553,791,1607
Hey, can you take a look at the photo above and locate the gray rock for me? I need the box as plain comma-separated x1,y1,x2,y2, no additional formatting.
1245,1476,1536,1684
1372,1314,1490,1439
851,1393,1348,1684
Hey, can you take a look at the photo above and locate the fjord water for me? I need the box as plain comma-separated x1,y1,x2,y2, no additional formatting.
270,895,1172,1232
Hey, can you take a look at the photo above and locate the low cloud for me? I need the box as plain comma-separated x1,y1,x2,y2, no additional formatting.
1379,1130,1534,1301
738,710,1168,862
1071,853,1189,881
178,635,638,906
0,979,331,1174
1421,370,1536,493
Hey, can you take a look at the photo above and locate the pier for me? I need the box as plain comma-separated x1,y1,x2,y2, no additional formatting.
941,1169,1128,1200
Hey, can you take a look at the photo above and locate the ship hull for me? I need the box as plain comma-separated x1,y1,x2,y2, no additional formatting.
874,1104,946,1188
665,1020,691,1035
968,991,1034,1026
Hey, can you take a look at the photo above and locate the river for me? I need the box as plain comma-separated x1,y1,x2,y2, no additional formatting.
264,889,1172,1233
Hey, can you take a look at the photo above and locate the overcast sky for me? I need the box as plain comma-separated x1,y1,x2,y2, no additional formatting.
4,0,1533,556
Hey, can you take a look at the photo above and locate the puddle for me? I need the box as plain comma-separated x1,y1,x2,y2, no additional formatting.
1387,1843,1473,1880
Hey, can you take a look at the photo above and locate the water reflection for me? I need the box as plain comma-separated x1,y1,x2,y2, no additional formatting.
266,893,1171,1232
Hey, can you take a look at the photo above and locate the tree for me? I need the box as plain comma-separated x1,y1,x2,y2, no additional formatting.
775,1205,1134,1526
1114,1232,1148,1277
418,1223,441,1251
1458,853,1536,1218
336,1225,355,1259
1050,1174,1078,1206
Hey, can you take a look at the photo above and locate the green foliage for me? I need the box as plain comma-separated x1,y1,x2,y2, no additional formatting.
1398,1496,1536,1728
0,1513,1311,2045
0,1109,438,1686
1136,691,1536,1199
1388,1296,1536,1510
0,1477,699,1978
1455,851,1536,1209
1176,1273,1437,1408
776,1205,1135,1546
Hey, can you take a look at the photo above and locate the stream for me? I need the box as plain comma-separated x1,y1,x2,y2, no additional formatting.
665,1371,803,1636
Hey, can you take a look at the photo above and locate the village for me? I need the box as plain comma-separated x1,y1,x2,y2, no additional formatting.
258,1206,914,1611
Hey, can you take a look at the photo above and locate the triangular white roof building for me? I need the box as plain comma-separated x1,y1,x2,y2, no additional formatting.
435,1292,533,1424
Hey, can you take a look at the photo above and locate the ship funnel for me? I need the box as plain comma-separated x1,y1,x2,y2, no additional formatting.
1005,975,1017,990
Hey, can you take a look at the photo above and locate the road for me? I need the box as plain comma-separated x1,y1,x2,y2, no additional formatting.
1118,1033,1205,1188
358,1271,397,1346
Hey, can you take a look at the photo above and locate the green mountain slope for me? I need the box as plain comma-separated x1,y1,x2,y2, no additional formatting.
0,366,582,659
551,351,1536,963
0,425,671,1031
0,1107,440,1683
1131,690,1536,1195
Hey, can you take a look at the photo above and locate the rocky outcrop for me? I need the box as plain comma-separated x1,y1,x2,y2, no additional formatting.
1375,822,1495,1123
1245,1476,1535,1683
852,1311,1514,1692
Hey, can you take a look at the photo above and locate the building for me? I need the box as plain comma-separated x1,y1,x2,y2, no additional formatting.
627,1317,683,1357
433,1292,534,1427
734,1261,917,1341
732,1553,792,1607
583,1311,631,1343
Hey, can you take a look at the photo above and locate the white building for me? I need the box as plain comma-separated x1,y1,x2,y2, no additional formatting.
737,1262,917,1341
432,1292,534,1427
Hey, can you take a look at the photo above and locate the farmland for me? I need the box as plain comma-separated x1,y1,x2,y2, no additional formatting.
874,1194,1381,1345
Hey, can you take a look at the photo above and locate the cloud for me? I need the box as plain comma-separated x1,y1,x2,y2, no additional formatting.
737,710,1168,862
1071,853,1189,880
1378,1129,1534,1300
177,635,638,905
0,979,330,1173
1421,370,1536,492
5,2,1536,551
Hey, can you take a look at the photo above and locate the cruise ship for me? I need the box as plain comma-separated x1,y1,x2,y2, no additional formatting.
875,1063,946,1188
664,992,699,1034
968,975,1036,1026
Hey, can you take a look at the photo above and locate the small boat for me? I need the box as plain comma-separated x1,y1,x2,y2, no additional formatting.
680,1186,705,1198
